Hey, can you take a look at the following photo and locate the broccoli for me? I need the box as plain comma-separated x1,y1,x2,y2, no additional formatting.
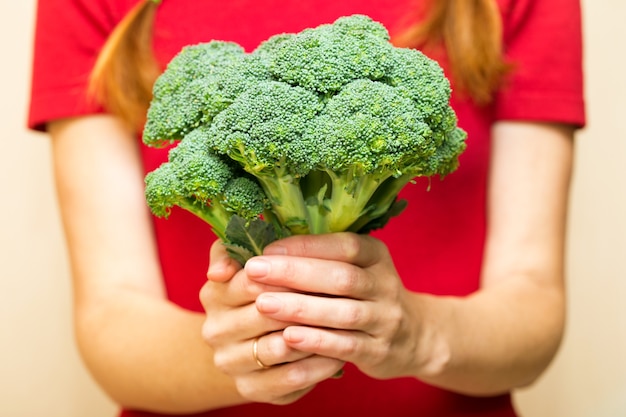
143,42,247,141
144,127,269,242
143,14,467,263
208,80,324,235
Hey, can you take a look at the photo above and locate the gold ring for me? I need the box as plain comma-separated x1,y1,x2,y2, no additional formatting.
252,337,270,369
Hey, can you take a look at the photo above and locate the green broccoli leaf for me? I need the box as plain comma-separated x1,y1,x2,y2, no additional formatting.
223,215,282,264
352,198,408,234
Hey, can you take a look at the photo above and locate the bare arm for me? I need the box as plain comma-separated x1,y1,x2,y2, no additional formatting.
411,120,573,393
241,121,574,396
49,115,247,413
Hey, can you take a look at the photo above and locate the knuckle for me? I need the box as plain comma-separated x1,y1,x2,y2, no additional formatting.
293,236,311,255
338,233,362,260
198,282,214,306
288,297,306,320
201,319,231,347
240,275,259,297
379,338,393,358
235,379,257,400
368,234,389,255
339,336,359,357
368,346,387,368
388,305,404,333
284,365,308,389
341,303,366,327
201,322,218,345
375,301,404,341
266,334,289,360
211,351,231,373
310,332,325,350
334,266,360,295
279,258,298,283
237,378,285,404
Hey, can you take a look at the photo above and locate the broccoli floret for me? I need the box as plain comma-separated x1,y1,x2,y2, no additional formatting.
143,14,467,262
143,40,279,146
253,33,295,58
266,15,394,94
144,127,268,242
299,79,436,233
143,41,246,145
207,80,324,233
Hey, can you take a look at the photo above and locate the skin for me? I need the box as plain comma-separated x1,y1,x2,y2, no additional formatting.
201,121,574,401
49,116,246,413
49,115,573,411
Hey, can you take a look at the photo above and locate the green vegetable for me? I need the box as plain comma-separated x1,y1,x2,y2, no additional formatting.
143,14,467,264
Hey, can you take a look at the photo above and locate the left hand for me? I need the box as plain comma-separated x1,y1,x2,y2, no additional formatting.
201,241,345,405
245,233,423,380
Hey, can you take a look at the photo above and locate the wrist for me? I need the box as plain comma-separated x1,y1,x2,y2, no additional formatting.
407,293,455,380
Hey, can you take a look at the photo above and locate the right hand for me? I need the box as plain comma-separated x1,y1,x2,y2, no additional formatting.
200,241,345,405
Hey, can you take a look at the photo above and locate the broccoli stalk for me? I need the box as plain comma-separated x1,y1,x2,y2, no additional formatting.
253,169,313,235
143,14,467,264
290,167,397,234
325,170,411,233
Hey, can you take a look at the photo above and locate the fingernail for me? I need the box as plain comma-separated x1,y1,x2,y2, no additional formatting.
245,258,270,278
256,294,282,314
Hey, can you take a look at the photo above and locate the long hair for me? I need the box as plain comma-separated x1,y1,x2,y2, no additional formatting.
393,0,510,105
88,0,160,130
89,0,509,130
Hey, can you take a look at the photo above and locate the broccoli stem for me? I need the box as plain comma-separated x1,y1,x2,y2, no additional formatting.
322,169,393,233
175,198,231,241
256,174,312,235
347,173,415,233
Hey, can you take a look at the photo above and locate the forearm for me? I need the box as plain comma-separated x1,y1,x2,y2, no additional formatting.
411,276,565,395
48,116,247,412
411,122,573,395
75,289,248,413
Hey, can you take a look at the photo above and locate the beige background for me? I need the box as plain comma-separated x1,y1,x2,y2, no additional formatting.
2,0,624,416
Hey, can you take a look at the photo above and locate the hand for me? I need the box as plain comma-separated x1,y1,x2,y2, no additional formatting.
200,241,345,405
245,233,423,380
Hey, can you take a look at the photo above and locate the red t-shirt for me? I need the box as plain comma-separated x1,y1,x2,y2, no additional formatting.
28,0,585,416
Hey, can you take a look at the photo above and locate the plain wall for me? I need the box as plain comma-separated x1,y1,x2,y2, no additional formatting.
1,1,624,416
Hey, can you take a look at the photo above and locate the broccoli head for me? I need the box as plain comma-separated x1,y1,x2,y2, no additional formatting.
143,14,467,262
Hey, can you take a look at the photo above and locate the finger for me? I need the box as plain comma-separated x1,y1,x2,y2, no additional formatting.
207,240,242,282
264,232,387,268
256,292,379,332
282,326,380,369
245,255,378,300
200,269,288,309
283,326,406,380
211,332,312,375
202,302,288,346
235,356,345,405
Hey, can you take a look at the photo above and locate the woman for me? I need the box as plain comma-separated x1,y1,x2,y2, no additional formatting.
28,0,585,416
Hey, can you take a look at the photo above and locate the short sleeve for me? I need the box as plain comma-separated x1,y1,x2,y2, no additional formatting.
495,0,586,127
27,0,137,131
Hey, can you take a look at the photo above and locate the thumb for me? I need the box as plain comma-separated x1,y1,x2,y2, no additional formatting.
207,240,241,282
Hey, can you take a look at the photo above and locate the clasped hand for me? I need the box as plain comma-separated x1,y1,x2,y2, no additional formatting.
200,233,420,405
